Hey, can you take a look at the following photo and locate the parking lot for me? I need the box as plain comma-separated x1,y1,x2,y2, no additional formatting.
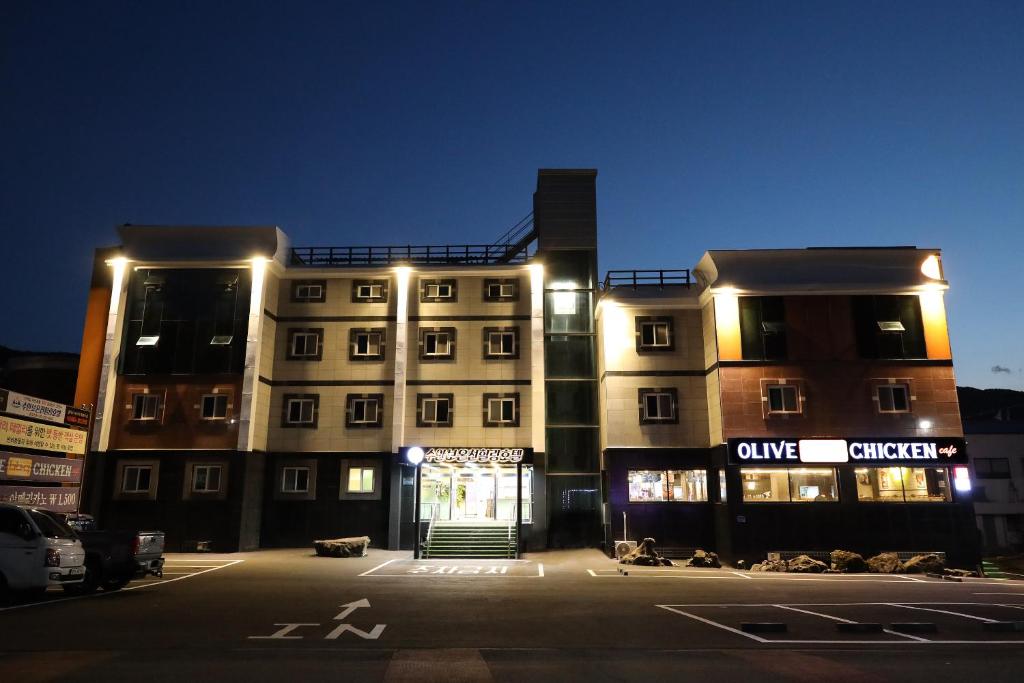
3,549,1024,681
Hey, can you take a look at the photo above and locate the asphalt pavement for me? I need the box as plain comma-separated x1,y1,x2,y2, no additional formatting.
2,548,1023,681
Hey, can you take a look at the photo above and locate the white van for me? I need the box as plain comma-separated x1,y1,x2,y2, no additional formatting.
0,502,86,599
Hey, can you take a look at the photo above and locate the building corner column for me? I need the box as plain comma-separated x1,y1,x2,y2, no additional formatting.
388,267,411,549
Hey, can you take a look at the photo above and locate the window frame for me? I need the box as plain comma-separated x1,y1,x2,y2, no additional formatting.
349,327,386,361
974,458,1011,479
191,464,223,494
281,393,319,428
483,392,520,427
121,465,153,494
281,466,311,494
483,278,519,302
416,393,454,427
740,467,839,503
876,383,912,414
286,328,323,361
627,469,709,503
738,296,787,361
291,280,326,303
635,316,675,353
346,466,376,494
765,383,801,415
199,393,229,421
419,327,457,361
352,279,389,303
130,392,163,422
420,278,458,303
638,387,679,424
483,327,519,359
345,393,384,429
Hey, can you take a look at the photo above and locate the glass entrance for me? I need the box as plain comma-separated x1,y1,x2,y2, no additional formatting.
420,464,532,523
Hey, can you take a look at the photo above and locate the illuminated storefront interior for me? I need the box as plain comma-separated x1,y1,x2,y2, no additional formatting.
419,463,533,523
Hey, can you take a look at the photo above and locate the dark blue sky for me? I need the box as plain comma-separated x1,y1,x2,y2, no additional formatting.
1,1,1021,389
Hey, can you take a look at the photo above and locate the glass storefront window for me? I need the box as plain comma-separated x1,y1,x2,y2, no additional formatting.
718,468,727,502
855,467,951,503
741,468,838,503
628,469,707,502
420,464,533,523
628,470,667,502
788,468,838,502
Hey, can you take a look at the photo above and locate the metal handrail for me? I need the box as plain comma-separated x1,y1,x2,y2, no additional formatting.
290,243,533,267
490,211,534,249
423,504,441,558
602,269,692,290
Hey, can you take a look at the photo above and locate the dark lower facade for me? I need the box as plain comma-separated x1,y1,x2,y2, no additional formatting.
83,449,555,553
604,445,981,568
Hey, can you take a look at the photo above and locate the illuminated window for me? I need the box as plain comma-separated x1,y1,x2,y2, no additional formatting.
353,280,388,303
200,394,228,420
131,394,161,421
877,384,911,413
718,468,727,502
741,468,837,502
766,385,800,414
347,466,375,493
855,467,951,502
191,465,222,493
628,470,707,502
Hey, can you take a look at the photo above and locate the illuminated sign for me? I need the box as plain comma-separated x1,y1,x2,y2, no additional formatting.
0,415,88,455
727,437,967,466
0,388,90,429
400,447,531,464
0,485,80,513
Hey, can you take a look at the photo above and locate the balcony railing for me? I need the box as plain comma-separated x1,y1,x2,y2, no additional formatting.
290,243,532,267
602,269,692,290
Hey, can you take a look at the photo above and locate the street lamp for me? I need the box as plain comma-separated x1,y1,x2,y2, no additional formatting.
406,447,424,558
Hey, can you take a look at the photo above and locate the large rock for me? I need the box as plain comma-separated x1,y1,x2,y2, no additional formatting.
750,559,787,572
313,536,370,558
619,537,674,567
684,549,721,568
830,549,867,573
903,553,945,574
866,552,903,574
788,554,828,573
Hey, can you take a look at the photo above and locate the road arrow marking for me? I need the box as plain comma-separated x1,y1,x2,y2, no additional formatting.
324,623,386,640
334,598,371,621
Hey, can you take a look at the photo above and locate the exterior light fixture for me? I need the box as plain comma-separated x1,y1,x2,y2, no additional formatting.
920,254,942,280
953,466,971,493
406,446,424,465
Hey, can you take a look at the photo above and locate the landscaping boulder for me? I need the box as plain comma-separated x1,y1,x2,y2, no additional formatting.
788,554,828,573
750,559,787,572
313,536,370,558
830,549,867,573
684,549,721,568
903,553,945,574
619,537,674,566
944,568,979,578
866,552,903,574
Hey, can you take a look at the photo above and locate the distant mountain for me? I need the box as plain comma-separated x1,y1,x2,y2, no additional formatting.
957,386,1024,421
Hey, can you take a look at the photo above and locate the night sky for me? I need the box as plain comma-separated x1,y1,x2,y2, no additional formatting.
1,1,1021,389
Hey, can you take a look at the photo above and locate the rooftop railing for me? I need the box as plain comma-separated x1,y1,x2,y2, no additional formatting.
602,269,693,290
290,243,533,267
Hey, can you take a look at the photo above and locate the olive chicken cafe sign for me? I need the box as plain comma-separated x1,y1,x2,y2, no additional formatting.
727,437,968,467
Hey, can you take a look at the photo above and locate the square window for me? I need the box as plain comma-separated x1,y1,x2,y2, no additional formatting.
122,465,152,494
640,322,670,347
766,385,800,414
484,328,518,358
421,279,457,302
200,394,228,420
353,280,388,302
419,394,453,426
347,466,375,493
282,467,310,493
638,388,678,423
289,330,321,359
191,465,222,493
484,394,519,426
285,397,316,425
420,328,456,360
346,394,384,428
877,384,911,413
131,394,161,421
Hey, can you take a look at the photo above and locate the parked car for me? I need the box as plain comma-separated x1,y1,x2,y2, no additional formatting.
0,502,86,601
42,511,165,594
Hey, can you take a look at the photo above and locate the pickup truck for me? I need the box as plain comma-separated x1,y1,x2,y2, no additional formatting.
42,512,165,594
0,502,86,601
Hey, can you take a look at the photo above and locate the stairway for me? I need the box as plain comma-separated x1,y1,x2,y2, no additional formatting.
423,522,518,559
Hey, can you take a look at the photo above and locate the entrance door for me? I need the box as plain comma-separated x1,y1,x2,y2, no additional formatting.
454,470,496,521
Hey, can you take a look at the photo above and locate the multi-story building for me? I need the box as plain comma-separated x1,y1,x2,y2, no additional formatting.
72,169,980,565
964,416,1024,553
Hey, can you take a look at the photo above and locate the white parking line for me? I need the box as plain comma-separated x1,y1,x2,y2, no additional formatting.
772,603,930,642
358,558,398,577
884,603,999,622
